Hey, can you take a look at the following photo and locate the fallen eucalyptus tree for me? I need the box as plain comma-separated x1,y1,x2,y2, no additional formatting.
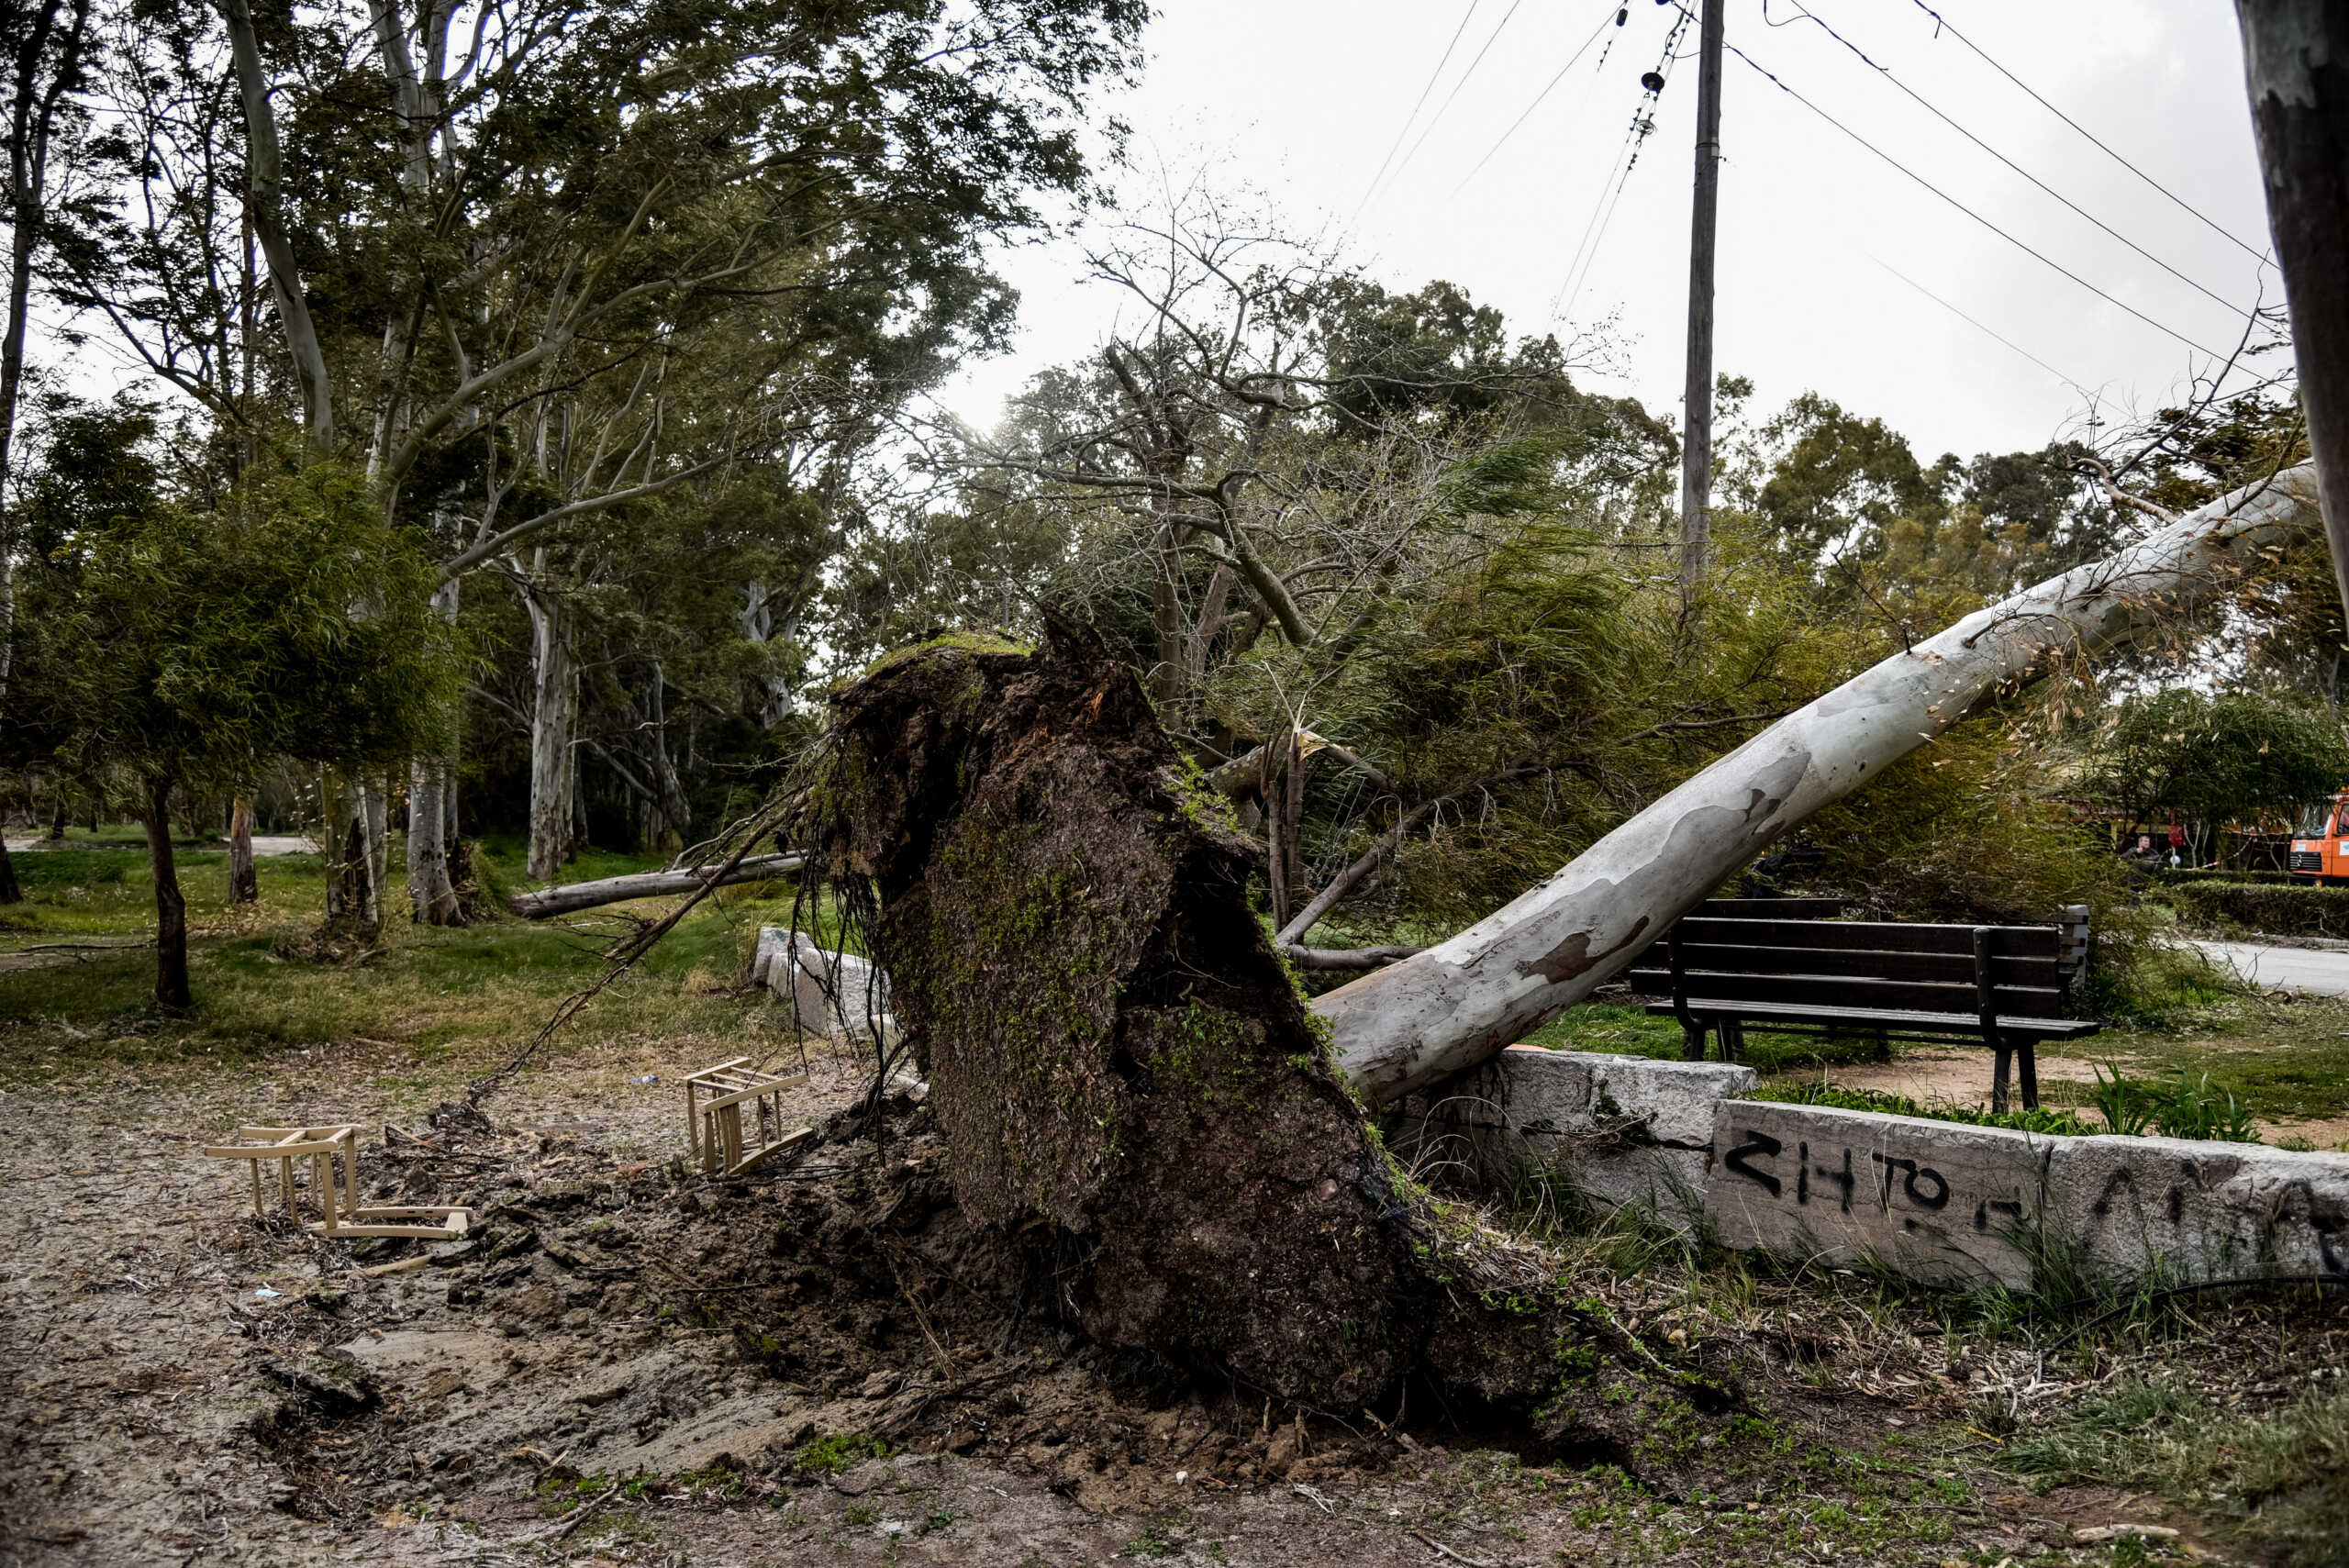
507,852,804,919
1315,465,2325,1107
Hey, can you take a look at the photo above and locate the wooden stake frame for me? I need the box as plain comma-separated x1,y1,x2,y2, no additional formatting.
684,1059,813,1175
204,1123,473,1239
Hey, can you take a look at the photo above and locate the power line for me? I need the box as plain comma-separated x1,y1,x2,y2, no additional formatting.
1780,0,2257,326
1452,0,1625,196
1721,38,2235,362
1354,1,1485,218
1902,0,2268,264
1374,0,1531,204
1556,8,1691,318
1863,252,2096,397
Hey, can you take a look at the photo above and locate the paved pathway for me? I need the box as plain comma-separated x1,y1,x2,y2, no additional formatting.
4,833,314,855
2188,939,2349,996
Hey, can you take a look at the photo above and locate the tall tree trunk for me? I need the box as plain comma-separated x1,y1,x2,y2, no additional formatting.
525,586,577,881
0,0,93,911
321,770,380,931
222,0,331,452
228,795,258,903
363,773,389,923
406,579,462,922
2236,2,2349,630
1318,466,2326,1106
141,776,191,1010
406,755,458,922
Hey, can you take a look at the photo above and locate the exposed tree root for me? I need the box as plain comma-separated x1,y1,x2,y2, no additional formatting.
786,616,1721,1446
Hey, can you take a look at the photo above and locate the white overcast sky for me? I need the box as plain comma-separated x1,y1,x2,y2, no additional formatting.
943,0,2277,465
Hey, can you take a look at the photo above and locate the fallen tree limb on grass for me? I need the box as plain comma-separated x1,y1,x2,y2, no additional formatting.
507,852,804,918
1315,465,2324,1106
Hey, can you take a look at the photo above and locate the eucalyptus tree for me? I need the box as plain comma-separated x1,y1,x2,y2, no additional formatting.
59,0,1142,905
0,0,97,903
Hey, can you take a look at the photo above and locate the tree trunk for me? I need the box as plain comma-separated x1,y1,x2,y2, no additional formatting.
2236,2,2349,631
141,777,191,1010
406,754,460,923
507,852,804,918
1317,466,2325,1106
228,796,258,903
222,0,331,452
525,586,577,882
322,771,381,933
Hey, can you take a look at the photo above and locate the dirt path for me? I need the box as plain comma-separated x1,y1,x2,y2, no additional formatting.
0,1037,2331,1568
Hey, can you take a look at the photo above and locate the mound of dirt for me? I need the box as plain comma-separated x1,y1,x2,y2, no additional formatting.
785,617,1731,1444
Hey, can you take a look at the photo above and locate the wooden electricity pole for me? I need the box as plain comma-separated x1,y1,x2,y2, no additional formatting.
1678,0,1726,606
2234,2,2349,631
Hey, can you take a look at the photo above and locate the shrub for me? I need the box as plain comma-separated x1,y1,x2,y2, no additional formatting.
2157,879,2349,938
2151,866,2299,886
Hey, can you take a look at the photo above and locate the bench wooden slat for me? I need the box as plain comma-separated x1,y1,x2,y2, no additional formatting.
1672,917,2060,958
1628,967,2062,1016
1642,997,2100,1040
1634,962,2057,1009
1656,942,2063,986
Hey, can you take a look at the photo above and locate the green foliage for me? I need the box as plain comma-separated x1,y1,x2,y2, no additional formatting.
785,1432,890,1477
2153,866,2300,886
1999,1376,2349,1568
14,424,458,792
2089,1064,2263,1143
2158,879,2349,938
2083,687,2349,844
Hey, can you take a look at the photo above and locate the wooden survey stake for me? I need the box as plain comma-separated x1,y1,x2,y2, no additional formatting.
204,1122,473,1239
683,1059,812,1175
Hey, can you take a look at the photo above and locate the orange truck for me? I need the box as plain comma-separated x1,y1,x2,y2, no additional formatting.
2290,793,2349,882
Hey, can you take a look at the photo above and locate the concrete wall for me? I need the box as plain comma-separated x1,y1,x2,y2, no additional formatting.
750,928,892,1040
1388,1047,1757,1231
1403,1047,2349,1291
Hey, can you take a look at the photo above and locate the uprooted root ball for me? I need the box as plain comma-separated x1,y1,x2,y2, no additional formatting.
789,615,1735,1446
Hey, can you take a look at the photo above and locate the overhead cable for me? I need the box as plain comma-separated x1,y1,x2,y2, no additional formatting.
1354,1,1486,218
1902,0,2268,263
1374,0,1531,205
1722,38,2234,362
1780,0,2257,325
1863,252,2097,398
1453,0,1627,195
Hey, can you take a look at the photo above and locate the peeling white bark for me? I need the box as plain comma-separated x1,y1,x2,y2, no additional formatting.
1317,466,2325,1106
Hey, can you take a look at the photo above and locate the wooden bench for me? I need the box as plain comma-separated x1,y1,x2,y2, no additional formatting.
1625,902,2099,1112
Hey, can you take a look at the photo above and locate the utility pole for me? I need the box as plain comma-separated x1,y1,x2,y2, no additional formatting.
1678,0,1725,607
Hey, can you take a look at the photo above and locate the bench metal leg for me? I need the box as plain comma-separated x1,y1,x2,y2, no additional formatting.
1872,1026,1890,1062
1990,1043,2012,1115
2018,1041,2039,1111
1680,1018,1709,1062
1721,1019,1744,1062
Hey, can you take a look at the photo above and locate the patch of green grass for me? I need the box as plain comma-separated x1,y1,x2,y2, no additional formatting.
841,1502,880,1527
787,1432,890,1477
2087,993,2349,1127
2000,1376,2349,1567
1751,1079,2099,1137
1519,1003,1902,1073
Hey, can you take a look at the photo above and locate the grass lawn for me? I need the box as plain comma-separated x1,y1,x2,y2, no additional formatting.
0,834,829,1106
1520,990,2349,1145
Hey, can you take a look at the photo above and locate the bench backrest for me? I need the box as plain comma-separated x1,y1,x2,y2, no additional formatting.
1625,916,2071,1019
